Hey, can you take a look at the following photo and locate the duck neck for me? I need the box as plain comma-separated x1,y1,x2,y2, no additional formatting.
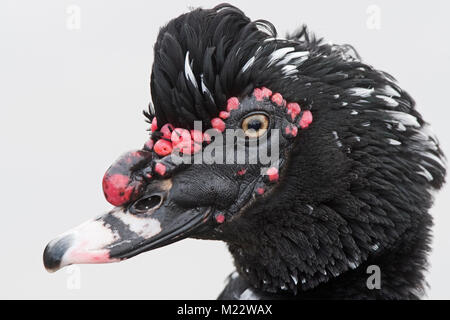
226,209,431,300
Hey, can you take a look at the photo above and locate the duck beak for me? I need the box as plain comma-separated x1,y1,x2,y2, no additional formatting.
43,203,212,273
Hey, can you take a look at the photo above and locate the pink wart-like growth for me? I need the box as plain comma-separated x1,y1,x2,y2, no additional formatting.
154,163,167,176
287,102,301,121
254,87,273,101
261,87,272,98
254,88,264,101
266,167,279,182
215,214,225,224
102,174,134,206
203,132,212,144
299,110,313,129
140,87,312,169
227,97,240,112
154,139,173,156
219,111,230,119
237,168,247,176
171,128,191,145
151,117,158,132
160,123,174,140
285,125,298,137
190,129,203,153
172,128,194,154
271,93,283,106
190,129,203,143
211,117,226,132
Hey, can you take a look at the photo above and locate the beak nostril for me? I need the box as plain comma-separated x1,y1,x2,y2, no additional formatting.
129,194,163,215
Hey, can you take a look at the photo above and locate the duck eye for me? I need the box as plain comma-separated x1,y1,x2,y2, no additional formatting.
129,195,162,214
241,114,269,139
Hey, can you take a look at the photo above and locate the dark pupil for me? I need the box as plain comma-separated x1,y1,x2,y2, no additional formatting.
247,119,262,131
135,195,161,211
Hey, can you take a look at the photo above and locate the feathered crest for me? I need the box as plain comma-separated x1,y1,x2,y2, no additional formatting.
145,3,414,135
147,3,284,128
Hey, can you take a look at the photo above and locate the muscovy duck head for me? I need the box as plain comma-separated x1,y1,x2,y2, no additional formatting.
44,4,446,296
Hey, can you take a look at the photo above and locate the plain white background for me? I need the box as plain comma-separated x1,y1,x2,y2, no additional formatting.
1,0,449,299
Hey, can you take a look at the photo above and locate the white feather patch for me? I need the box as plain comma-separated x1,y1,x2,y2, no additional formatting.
381,85,401,97
240,288,258,300
112,209,161,238
184,51,198,89
200,74,214,102
376,95,399,107
420,152,446,169
241,56,255,73
281,64,298,76
416,164,434,182
276,51,309,66
267,47,295,66
346,88,374,98
387,138,402,146
384,110,420,128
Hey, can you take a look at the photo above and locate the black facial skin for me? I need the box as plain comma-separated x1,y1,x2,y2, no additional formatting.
43,4,446,300
157,93,298,235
